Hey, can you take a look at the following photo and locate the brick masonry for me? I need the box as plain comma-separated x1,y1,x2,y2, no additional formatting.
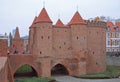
0,7,107,82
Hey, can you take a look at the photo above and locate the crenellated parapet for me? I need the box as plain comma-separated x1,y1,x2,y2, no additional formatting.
85,20,106,28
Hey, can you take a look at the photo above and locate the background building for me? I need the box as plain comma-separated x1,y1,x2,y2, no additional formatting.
21,35,29,53
106,22,120,52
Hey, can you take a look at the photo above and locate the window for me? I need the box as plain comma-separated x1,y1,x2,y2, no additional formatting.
96,62,98,65
96,31,98,34
112,33,115,38
110,33,112,38
77,36,79,40
41,36,43,39
108,33,110,37
64,42,66,45
84,37,85,40
89,31,91,34
115,33,117,38
108,40,110,45
113,49,114,52
40,51,42,54
48,36,50,39
110,39,112,46
59,46,61,49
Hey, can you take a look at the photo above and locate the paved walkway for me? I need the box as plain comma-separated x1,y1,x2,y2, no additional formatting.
54,76,120,82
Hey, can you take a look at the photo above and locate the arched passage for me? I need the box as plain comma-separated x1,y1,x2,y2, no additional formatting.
14,64,37,78
51,64,69,76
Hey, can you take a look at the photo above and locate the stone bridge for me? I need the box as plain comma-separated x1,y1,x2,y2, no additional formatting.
7,54,78,82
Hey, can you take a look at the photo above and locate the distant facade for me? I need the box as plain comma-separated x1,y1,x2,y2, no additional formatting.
21,36,29,53
0,33,8,40
106,22,120,52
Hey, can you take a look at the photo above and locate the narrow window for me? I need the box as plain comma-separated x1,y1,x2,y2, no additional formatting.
96,62,98,65
97,31,98,34
40,51,42,54
77,36,79,40
89,31,91,34
41,36,43,39
48,36,50,39
59,46,61,49
64,42,66,45
84,37,85,40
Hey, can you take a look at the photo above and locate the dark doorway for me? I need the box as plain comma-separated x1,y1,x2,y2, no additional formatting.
14,64,37,78
51,64,69,76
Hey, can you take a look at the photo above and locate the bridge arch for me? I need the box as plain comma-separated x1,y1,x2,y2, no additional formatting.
51,63,70,76
13,63,39,78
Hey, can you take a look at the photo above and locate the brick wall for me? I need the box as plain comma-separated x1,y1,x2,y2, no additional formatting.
0,57,8,82
0,40,8,57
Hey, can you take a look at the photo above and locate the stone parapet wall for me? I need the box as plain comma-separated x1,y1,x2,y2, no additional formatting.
86,20,106,27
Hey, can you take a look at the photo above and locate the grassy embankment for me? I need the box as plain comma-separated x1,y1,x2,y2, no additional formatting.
78,66,120,79
15,77,56,82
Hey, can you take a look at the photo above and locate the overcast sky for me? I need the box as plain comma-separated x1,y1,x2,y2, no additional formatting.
0,0,120,36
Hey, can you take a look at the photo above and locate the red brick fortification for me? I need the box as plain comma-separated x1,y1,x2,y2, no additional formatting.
29,8,106,76
0,7,106,82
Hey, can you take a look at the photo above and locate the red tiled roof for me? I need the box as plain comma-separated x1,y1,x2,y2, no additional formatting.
55,19,64,27
29,16,37,29
36,8,52,23
107,22,115,31
14,27,20,39
116,22,120,30
68,11,86,25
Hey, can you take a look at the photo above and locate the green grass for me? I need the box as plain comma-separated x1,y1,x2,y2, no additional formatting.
79,66,120,78
16,64,33,73
15,77,56,82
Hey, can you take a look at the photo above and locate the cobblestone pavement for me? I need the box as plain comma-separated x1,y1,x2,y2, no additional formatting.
54,76,120,82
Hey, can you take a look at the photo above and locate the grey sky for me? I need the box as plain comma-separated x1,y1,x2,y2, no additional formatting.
0,0,120,36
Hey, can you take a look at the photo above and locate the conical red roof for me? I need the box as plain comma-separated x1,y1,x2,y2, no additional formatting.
55,19,64,27
68,11,86,25
36,8,52,23
14,27,20,39
29,16,37,29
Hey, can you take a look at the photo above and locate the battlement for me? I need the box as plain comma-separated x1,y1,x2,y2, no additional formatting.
85,20,106,27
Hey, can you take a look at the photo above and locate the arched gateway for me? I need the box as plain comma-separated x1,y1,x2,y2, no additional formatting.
14,64,38,78
51,64,69,76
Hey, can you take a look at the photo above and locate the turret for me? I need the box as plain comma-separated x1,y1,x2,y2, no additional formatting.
32,8,53,57
69,11,87,75
11,27,24,54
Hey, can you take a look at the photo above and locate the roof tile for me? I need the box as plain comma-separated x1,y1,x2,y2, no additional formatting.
30,16,37,29
107,22,115,31
68,11,86,25
55,19,64,27
36,8,52,23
